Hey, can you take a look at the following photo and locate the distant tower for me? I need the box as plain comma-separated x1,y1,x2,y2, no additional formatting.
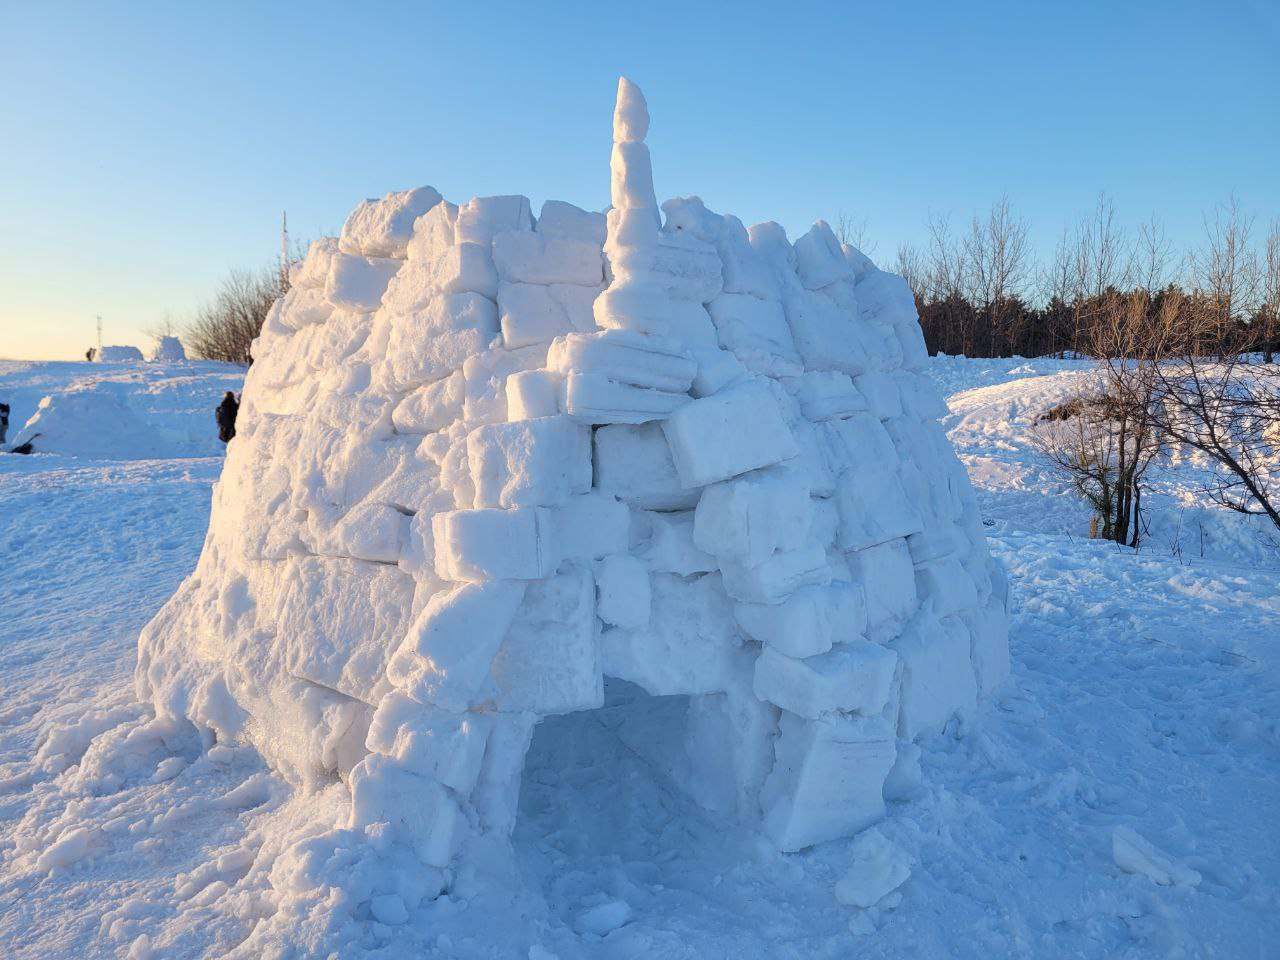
96,315,103,352
280,210,289,289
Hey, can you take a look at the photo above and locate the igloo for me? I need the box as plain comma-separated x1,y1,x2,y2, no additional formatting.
137,77,1009,891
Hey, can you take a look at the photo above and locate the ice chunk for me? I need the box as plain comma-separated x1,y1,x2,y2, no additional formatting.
753,641,897,719
492,231,604,286
467,416,590,508
432,507,558,581
734,581,867,659
537,200,607,246
693,467,813,566
594,422,699,510
663,379,798,488
595,554,651,628
455,195,533,245
366,692,491,793
835,829,913,908
340,186,442,258
390,580,526,710
327,253,401,313
892,612,978,740
491,567,601,714
760,713,896,852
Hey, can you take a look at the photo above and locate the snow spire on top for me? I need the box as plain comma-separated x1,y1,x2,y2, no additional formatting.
613,76,650,143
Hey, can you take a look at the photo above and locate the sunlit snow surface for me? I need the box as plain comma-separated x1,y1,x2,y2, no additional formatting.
1,357,1277,958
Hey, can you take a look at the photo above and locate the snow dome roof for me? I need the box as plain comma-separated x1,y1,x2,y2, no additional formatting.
137,77,1009,939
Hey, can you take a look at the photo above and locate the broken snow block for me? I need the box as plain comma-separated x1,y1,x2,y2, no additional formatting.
547,330,697,394
793,220,852,290
594,422,700,510
733,581,867,659
892,612,978,740
553,492,629,562
663,379,798,488
390,580,527,711
406,199,459,263
432,507,558,582
693,466,812,567
915,555,979,618
719,541,830,605
468,416,591,508
760,712,896,852
326,253,402,312
601,573,743,696
492,231,604,286
349,754,465,868
340,186,442,258
366,692,492,794
560,373,688,424
490,566,601,714
847,539,918,643
279,557,417,705
635,509,717,576
753,641,897,720
595,554,651,628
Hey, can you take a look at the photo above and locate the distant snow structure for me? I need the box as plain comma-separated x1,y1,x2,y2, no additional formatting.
149,335,186,362
96,344,144,362
137,78,1009,926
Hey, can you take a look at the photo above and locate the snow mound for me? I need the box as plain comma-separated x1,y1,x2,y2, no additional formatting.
136,78,1010,943
149,336,187,362
98,345,144,362
2,361,244,458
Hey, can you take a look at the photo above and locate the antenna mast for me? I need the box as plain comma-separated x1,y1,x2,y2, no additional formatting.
280,210,289,289
96,315,103,352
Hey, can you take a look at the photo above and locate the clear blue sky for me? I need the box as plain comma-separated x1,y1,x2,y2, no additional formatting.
2,0,1277,360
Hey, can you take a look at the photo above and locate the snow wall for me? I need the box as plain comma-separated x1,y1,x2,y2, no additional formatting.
138,77,1009,897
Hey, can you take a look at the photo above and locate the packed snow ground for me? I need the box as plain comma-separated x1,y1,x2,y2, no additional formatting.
0,356,1276,958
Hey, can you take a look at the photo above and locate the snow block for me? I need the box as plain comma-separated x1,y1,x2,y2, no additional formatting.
595,554,651,628
366,692,491,794
498,281,598,349
468,416,590,508
847,539,918,642
734,581,867,659
387,293,499,389
719,541,830,605
493,231,604,286
491,567,601,714
391,580,526,711
610,232,723,302
707,294,801,376
693,467,813,567
506,370,561,420
892,612,979,740
635,509,718,576
753,640,897,720
278,557,417,705
760,713,896,852
406,200,459,263
793,220,852,290
326,253,401,312
548,330,696,394
915,555,979,617
392,371,465,435
432,507,557,581
594,422,700,510
455,195,533,245
538,200,607,246
663,379,798,488
560,373,688,424
553,492,630,562
349,754,465,868
340,186,442,259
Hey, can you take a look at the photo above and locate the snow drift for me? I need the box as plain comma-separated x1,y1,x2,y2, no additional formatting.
136,78,1009,940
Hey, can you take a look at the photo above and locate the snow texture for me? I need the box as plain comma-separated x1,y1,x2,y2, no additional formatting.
13,78,1009,950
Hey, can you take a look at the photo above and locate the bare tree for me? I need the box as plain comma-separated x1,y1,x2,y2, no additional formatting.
1190,197,1260,353
1257,219,1280,362
184,266,288,365
835,212,873,254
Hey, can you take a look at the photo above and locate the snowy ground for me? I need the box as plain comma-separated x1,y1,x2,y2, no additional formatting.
1,356,1277,958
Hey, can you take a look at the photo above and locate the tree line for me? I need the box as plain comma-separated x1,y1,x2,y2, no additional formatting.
887,196,1280,362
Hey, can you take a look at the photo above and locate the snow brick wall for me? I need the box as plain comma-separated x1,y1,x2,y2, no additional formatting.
137,77,1009,910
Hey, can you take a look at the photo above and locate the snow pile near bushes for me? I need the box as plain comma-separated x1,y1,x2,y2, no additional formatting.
136,78,1009,949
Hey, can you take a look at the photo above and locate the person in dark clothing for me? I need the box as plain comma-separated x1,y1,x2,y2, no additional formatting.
216,391,239,444
0,402,9,445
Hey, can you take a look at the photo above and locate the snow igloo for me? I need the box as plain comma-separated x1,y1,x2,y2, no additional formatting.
138,78,1009,883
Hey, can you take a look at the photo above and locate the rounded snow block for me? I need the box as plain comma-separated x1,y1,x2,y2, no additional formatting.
662,379,798,489
349,754,465,868
793,220,852,291
613,76,650,142
340,185,442,259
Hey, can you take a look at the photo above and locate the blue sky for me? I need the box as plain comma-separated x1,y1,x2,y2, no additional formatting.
2,0,1277,360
